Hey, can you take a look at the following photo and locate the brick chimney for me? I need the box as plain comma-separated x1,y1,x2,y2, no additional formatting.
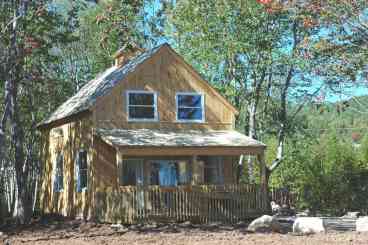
114,43,144,67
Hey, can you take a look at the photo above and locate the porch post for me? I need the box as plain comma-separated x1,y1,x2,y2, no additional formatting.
116,151,123,187
257,152,270,213
191,155,204,185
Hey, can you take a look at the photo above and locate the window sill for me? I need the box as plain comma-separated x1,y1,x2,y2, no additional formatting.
127,119,159,123
175,120,205,123
77,187,87,193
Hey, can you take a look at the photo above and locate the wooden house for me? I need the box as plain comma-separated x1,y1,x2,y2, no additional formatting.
38,43,269,223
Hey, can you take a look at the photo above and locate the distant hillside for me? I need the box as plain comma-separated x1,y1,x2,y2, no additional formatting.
301,95,368,142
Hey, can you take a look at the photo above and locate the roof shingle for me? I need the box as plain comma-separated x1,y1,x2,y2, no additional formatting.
96,128,266,148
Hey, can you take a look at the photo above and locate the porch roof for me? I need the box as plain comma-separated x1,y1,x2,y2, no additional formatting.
95,128,266,155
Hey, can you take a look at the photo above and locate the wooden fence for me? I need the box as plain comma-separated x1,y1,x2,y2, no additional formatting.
269,188,298,207
94,184,269,224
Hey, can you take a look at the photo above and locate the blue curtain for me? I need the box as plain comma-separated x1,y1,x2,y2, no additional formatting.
159,162,178,186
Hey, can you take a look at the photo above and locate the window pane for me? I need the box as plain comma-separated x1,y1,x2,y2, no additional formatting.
54,154,63,192
178,95,201,107
177,161,190,185
121,160,143,186
178,108,202,120
80,171,87,189
129,93,154,106
150,163,160,185
129,106,155,119
203,157,224,185
79,151,87,169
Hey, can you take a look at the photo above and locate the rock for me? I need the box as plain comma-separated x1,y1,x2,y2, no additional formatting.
293,217,325,235
247,215,282,233
271,201,281,213
110,224,125,229
356,217,368,232
203,222,220,231
342,212,360,219
296,209,311,217
275,204,296,217
79,222,96,232
235,221,247,228
179,221,193,228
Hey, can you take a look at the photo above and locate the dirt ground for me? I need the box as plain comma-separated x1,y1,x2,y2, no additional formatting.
1,218,367,245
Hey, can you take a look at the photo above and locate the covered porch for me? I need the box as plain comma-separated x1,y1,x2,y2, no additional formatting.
93,128,269,224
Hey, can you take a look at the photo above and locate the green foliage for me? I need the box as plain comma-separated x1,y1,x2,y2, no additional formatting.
270,131,368,214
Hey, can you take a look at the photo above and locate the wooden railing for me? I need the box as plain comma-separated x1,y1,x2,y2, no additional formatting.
94,184,269,224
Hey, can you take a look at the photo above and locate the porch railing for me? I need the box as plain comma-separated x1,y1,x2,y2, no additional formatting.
94,184,269,224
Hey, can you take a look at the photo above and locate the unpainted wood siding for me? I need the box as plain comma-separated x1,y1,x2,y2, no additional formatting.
39,116,93,218
92,136,118,190
93,46,236,130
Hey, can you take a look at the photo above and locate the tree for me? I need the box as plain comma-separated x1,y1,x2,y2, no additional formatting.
0,0,73,223
167,0,286,182
167,0,327,185
0,0,165,223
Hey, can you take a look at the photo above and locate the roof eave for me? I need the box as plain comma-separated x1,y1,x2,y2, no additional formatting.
36,109,91,130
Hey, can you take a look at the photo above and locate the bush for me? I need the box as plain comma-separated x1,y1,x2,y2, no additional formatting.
270,131,368,215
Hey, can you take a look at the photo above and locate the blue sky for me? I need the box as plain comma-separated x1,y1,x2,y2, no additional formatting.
144,1,368,102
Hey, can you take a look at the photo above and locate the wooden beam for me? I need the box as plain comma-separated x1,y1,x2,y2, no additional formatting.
117,146,265,156
37,110,91,130
191,155,204,185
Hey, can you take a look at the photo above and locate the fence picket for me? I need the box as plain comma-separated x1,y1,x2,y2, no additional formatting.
94,184,295,224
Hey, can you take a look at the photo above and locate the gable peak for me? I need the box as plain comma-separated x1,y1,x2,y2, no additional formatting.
114,43,145,67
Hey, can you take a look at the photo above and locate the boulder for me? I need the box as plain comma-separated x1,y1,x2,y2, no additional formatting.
235,221,247,228
247,215,282,233
296,209,311,217
356,217,368,232
293,217,325,235
342,212,360,219
179,221,192,228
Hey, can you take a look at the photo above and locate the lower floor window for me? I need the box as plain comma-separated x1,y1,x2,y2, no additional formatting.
120,159,144,186
118,157,224,186
53,153,64,192
202,156,224,185
76,150,87,192
150,160,190,186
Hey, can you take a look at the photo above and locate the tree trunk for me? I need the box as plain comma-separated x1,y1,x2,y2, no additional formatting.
247,99,257,183
7,0,32,224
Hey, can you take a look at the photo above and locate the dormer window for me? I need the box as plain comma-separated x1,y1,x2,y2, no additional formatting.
176,93,205,122
127,91,158,121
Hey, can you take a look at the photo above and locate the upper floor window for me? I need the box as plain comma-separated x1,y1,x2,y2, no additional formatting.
127,91,158,121
53,153,64,193
176,93,204,122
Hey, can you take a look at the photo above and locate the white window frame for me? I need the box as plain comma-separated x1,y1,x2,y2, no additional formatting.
126,90,158,122
176,92,205,123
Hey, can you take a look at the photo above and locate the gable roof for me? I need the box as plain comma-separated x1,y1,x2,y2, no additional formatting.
38,43,238,128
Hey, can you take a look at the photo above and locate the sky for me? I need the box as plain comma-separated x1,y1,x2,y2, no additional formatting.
55,0,368,102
